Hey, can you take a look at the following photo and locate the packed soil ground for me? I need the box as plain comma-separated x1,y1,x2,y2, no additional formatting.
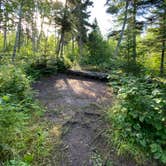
33,73,156,166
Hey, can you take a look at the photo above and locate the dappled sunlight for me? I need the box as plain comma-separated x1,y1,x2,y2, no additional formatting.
50,125,62,137
34,73,113,117
53,76,112,101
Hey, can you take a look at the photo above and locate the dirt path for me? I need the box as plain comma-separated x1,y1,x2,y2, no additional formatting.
33,74,158,166
33,74,113,165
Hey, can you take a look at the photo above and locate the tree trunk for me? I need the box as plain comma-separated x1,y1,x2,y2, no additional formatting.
32,2,38,53
60,39,64,57
0,0,2,31
114,0,129,57
132,0,137,63
3,11,7,51
72,34,75,53
12,3,23,62
56,30,65,57
160,8,166,75
32,20,37,53
18,27,22,52
56,0,68,58
160,40,165,75
37,17,44,51
78,35,83,58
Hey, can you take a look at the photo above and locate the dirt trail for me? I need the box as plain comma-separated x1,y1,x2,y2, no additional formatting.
33,74,113,165
33,74,158,166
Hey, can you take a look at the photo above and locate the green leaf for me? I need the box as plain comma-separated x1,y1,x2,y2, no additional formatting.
2,95,10,102
150,143,160,153
154,152,161,159
161,152,166,164
24,153,34,163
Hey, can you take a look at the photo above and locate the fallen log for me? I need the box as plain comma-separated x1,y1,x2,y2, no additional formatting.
66,69,109,81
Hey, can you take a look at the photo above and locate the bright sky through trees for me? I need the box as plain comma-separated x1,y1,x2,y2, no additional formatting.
90,0,113,36
55,0,113,36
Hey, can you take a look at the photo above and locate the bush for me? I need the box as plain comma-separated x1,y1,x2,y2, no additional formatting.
0,64,51,165
24,58,57,80
0,65,32,100
107,74,166,164
0,95,29,161
56,57,71,72
121,61,145,75
24,57,71,80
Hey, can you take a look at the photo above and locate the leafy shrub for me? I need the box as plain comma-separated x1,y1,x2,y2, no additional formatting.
55,57,71,72
0,64,52,165
24,57,71,80
24,58,57,79
121,61,145,75
0,65,32,100
87,35,113,65
107,74,166,164
0,95,29,161
6,159,30,166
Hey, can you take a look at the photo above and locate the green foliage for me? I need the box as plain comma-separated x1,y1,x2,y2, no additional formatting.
56,57,71,72
121,61,145,75
107,72,166,164
6,159,30,166
87,27,113,66
136,32,165,75
0,64,52,165
0,95,29,161
24,58,57,80
0,65,32,101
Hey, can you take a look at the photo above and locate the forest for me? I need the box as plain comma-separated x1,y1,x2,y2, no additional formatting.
0,0,165,165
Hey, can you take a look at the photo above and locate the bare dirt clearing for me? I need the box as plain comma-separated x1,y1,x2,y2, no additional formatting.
33,74,143,166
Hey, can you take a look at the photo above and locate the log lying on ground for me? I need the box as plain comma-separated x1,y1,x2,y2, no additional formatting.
66,69,109,81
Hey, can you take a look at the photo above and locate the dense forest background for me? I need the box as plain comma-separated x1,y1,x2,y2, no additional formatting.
0,0,165,165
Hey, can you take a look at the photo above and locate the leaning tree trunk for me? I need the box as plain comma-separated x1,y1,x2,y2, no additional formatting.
114,0,129,57
12,3,23,62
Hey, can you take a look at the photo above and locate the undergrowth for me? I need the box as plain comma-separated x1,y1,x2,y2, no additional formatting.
106,70,166,164
0,63,61,165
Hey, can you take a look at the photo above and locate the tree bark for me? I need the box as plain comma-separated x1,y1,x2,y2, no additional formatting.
12,3,23,62
32,1,38,53
72,35,75,54
32,20,37,53
0,0,2,31
37,17,44,51
160,40,165,75
78,35,83,58
56,0,68,58
56,30,65,57
160,8,166,75
114,0,129,57
3,11,7,51
132,0,137,63
60,32,64,57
